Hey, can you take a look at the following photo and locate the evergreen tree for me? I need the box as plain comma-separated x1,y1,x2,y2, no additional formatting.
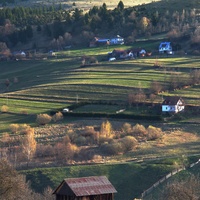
117,1,124,12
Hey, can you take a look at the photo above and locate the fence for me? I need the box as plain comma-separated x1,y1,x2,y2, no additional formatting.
140,158,200,199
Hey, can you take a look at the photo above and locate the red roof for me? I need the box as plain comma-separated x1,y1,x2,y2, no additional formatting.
54,176,117,196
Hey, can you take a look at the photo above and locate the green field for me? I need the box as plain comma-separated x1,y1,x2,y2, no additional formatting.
22,162,175,200
0,44,200,133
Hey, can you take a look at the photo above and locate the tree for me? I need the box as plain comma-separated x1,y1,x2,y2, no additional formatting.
42,186,55,200
150,81,162,94
161,175,200,200
117,1,124,11
100,120,113,138
190,69,200,85
0,159,39,200
139,16,150,32
21,127,36,165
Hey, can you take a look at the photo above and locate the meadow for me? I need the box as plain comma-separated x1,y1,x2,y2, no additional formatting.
22,162,175,200
0,42,199,200
0,43,200,133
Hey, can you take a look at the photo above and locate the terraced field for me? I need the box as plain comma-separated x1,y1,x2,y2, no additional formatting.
0,45,199,135
0,51,200,111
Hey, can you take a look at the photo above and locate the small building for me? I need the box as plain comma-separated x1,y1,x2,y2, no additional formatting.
109,35,124,45
159,42,172,53
53,176,117,200
162,96,185,113
90,35,124,47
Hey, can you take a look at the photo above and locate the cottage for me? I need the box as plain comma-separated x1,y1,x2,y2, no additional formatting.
159,42,172,54
90,35,124,47
162,96,185,113
53,176,117,200
109,35,124,45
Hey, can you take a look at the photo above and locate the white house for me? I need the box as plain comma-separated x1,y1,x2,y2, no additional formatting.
109,35,124,45
162,96,185,113
159,42,172,53
90,35,124,47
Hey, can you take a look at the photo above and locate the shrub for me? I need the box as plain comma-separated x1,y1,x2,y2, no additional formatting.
122,123,132,135
121,136,138,152
74,136,87,146
132,123,147,137
36,114,52,125
36,144,55,158
9,124,20,134
101,142,123,155
52,112,63,122
1,105,8,113
147,125,163,140
19,124,31,134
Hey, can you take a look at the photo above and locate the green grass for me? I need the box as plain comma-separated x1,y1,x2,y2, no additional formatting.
0,43,199,133
143,158,200,200
22,162,174,200
0,113,36,133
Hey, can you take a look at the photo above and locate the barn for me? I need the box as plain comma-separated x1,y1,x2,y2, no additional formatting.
53,176,117,200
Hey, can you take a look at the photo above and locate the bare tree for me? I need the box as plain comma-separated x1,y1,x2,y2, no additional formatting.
0,159,40,200
150,81,162,94
161,175,200,200
21,127,36,166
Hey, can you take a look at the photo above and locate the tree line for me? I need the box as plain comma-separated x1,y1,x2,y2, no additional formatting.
0,1,200,50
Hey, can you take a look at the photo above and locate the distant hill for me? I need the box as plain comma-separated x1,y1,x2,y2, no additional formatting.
1,0,161,10
2,0,200,12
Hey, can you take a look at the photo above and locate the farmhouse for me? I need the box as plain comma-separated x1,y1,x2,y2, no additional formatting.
90,35,124,47
159,42,172,53
162,96,185,113
53,176,117,200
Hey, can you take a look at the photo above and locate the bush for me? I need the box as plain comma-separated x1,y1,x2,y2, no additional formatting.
52,112,63,122
1,105,8,113
132,123,147,137
121,136,138,152
74,136,87,146
122,123,132,135
101,142,123,155
147,125,163,140
36,114,52,125
9,124,20,134
19,124,31,134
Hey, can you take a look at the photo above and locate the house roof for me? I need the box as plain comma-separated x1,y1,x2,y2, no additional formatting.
53,176,117,197
162,96,184,105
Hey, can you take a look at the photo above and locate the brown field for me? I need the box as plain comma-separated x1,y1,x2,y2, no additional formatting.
9,0,161,10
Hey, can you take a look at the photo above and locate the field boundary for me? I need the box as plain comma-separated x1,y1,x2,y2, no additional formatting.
140,158,200,199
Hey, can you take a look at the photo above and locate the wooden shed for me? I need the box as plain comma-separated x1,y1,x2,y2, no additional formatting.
53,176,117,200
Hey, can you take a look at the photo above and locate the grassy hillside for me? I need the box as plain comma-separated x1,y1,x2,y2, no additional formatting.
143,160,200,199
0,41,199,135
0,43,199,133
0,46,199,108
22,162,174,200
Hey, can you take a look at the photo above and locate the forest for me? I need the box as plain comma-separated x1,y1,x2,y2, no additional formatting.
0,0,200,52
